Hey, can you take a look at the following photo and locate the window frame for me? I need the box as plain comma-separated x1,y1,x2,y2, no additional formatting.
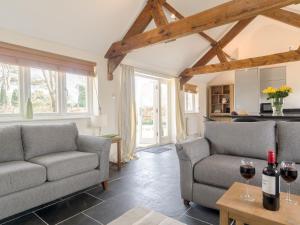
184,91,199,114
0,63,93,121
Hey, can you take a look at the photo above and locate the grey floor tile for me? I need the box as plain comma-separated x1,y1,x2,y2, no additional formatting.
179,215,212,225
35,193,102,225
0,214,45,225
58,213,102,225
186,204,219,225
84,192,145,224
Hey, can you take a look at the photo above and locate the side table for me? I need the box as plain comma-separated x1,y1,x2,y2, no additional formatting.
101,136,122,170
217,182,300,225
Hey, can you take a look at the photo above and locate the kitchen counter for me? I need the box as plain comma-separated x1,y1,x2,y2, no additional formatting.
218,114,300,121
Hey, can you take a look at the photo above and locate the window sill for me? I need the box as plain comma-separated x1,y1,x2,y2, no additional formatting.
0,114,91,123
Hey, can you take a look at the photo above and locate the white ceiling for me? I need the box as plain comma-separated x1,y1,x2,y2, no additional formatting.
0,0,299,78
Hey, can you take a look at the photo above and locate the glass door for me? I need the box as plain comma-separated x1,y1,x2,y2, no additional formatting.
135,73,171,148
135,76,159,147
159,81,170,144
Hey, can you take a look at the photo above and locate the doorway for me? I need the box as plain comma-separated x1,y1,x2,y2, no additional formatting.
135,73,171,148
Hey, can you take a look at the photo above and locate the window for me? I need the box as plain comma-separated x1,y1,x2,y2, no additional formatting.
0,63,92,119
184,92,199,113
0,42,95,119
0,63,20,114
66,73,88,113
30,68,58,113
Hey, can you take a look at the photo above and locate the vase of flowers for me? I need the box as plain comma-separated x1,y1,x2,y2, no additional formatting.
262,86,292,116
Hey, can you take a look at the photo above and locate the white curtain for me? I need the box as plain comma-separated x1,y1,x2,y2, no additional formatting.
174,78,187,142
119,64,137,162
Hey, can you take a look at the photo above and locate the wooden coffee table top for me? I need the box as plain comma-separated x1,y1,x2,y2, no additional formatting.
217,182,300,225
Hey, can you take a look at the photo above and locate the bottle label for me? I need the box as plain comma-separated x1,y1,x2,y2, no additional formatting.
262,174,275,195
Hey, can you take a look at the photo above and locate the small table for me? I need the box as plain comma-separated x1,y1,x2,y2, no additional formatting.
110,137,122,170
101,136,122,170
217,182,300,225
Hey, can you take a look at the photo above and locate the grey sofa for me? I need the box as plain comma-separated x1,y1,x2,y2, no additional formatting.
176,121,300,209
0,123,111,220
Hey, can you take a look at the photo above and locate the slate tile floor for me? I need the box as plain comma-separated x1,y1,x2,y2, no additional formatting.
0,145,219,225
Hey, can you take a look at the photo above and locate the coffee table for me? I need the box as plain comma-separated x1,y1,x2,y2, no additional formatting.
217,182,300,225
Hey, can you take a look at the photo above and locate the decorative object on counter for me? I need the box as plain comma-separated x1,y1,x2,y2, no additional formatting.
25,98,33,119
262,86,292,116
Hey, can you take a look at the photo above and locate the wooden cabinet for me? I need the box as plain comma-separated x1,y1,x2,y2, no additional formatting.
208,84,234,119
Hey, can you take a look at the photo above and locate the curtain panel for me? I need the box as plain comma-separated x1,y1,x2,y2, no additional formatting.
175,78,187,142
119,64,137,162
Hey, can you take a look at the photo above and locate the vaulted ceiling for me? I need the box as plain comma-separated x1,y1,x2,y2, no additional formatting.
0,0,299,80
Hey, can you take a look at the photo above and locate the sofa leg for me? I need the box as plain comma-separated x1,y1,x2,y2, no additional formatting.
102,181,108,190
183,199,190,206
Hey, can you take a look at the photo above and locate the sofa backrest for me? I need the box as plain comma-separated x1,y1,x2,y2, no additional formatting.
204,121,276,159
277,121,300,163
22,123,78,160
0,125,24,162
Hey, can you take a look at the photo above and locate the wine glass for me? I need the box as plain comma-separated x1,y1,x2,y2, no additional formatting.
280,161,298,205
240,159,256,202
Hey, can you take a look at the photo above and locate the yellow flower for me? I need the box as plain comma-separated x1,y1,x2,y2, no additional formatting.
278,85,293,93
263,87,276,94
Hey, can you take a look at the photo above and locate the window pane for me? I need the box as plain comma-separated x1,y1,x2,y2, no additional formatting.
0,63,20,114
187,93,193,111
30,68,58,113
66,73,88,113
160,83,168,137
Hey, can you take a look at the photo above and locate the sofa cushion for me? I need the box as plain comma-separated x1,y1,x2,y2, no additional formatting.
204,121,276,159
277,122,300,163
0,161,46,197
29,151,99,181
22,123,78,160
194,154,265,189
0,125,24,162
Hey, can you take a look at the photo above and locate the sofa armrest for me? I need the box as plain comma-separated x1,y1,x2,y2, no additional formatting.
77,135,112,182
175,138,210,201
176,137,210,166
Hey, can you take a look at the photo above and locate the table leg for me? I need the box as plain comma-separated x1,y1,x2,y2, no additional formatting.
220,208,229,225
117,141,121,170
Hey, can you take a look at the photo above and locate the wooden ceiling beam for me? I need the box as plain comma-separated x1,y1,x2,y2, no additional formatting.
216,48,228,63
105,0,297,59
163,2,223,50
150,0,168,27
263,8,300,28
179,17,254,86
107,2,153,80
182,47,300,76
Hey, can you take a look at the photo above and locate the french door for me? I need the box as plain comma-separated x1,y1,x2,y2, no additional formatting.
135,74,171,148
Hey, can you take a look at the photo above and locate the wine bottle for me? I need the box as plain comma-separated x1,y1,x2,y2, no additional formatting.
262,150,280,211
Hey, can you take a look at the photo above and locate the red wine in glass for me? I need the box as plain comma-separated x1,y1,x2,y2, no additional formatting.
280,161,298,205
240,159,256,201
280,167,298,183
240,165,256,180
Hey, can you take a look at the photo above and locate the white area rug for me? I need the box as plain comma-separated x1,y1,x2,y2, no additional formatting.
108,207,186,225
